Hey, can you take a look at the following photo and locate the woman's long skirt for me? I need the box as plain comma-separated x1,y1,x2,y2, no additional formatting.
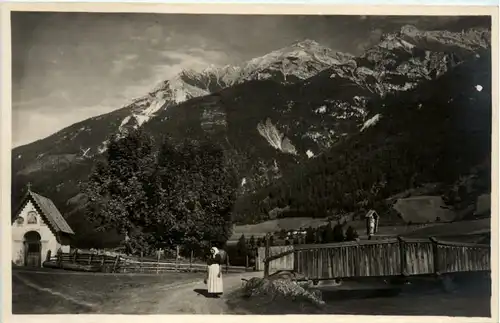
207,263,223,294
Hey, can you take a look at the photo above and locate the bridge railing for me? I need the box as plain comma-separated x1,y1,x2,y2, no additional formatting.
261,236,490,280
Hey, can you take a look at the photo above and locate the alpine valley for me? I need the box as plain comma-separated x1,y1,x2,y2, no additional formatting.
12,22,492,247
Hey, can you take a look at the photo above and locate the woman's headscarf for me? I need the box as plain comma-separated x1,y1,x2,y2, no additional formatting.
211,246,219,258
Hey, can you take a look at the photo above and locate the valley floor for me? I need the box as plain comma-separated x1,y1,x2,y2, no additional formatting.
11,267,258,314
11,267,491,317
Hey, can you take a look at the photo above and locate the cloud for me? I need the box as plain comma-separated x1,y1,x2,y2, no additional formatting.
12,104,116,147
110,54,140,75
356,28,384,52
11,13,487,147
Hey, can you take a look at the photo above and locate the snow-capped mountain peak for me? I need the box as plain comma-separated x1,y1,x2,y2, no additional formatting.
113,39,350,140
239,39,353,82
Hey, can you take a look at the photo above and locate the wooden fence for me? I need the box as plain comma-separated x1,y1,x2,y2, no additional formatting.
43,250,120,272
261,236,490,280
256,245,294,272
43,249,248,274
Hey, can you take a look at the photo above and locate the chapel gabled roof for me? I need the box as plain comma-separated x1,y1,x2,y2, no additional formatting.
365,209,379,219
13,189,75,235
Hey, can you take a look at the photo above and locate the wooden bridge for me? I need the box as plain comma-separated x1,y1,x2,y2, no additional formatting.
259,236,490,281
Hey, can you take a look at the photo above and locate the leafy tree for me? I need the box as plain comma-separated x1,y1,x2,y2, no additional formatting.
333,223,345,242
322,223,335,243
237,234,247,257
84,131,238,255
153,137,238,253
248,235,257,257
248,235,256,249
305,226,315,244
345,226,359,241
315,227,324,244
83,129,157,255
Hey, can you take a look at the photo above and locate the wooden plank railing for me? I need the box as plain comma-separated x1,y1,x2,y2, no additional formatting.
262,236,490,280
44,250,249,274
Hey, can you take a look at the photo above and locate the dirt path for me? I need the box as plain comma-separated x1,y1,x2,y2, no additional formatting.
13,266,259,314
151,272,259,314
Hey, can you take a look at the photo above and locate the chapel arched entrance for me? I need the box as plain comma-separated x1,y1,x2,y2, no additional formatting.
24,231,42,267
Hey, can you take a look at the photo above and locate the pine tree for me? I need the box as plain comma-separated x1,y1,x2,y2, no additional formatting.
269,235,275,246
237,234,247,257
305,226,315,244
345,226,359,241
315,227,323,244
333,223,345,242
248,235,256,257
322,223,335,243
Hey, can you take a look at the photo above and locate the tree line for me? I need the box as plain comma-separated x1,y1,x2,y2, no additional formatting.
235,222,360,259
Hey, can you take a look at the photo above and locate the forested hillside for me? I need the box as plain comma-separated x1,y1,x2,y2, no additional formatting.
233,51,492,224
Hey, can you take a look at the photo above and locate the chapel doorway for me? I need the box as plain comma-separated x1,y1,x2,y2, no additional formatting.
24,231,42,267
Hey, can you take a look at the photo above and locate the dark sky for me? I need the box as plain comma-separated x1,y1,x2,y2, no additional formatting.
11,12,490,147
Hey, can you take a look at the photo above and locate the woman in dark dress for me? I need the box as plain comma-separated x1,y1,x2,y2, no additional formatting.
205,247,224,298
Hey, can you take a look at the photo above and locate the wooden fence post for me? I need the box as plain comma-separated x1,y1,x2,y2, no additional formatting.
140,251,144,273
73,249,78,263
176,245,180,272
246,255,249,271
57,249,62,268
156,248,161,274
88,252,93,265
112,255,120,273
101,254,105,267
397,236,407,276
430,237,440,276
264,234,270,278
190,250,193,272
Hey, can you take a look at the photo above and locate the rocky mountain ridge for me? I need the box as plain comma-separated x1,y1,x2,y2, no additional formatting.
11,23,492,246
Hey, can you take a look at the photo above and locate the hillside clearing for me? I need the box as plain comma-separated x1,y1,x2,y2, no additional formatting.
403,218,490,238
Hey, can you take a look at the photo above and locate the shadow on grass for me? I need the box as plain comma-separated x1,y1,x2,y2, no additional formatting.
193,288,222,298
193,288,211,298
319,287,403,301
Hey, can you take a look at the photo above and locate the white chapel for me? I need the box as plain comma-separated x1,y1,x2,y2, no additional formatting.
12,184,74,267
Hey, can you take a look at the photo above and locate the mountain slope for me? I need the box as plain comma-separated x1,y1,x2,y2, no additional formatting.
11,24,491,246
12,39,350,172
233,50,492,224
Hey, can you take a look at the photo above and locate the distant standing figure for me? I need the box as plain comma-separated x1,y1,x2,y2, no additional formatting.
205,247,223,298
365,209,379,240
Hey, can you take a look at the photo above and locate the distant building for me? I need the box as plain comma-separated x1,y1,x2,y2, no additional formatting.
11,185,74,267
